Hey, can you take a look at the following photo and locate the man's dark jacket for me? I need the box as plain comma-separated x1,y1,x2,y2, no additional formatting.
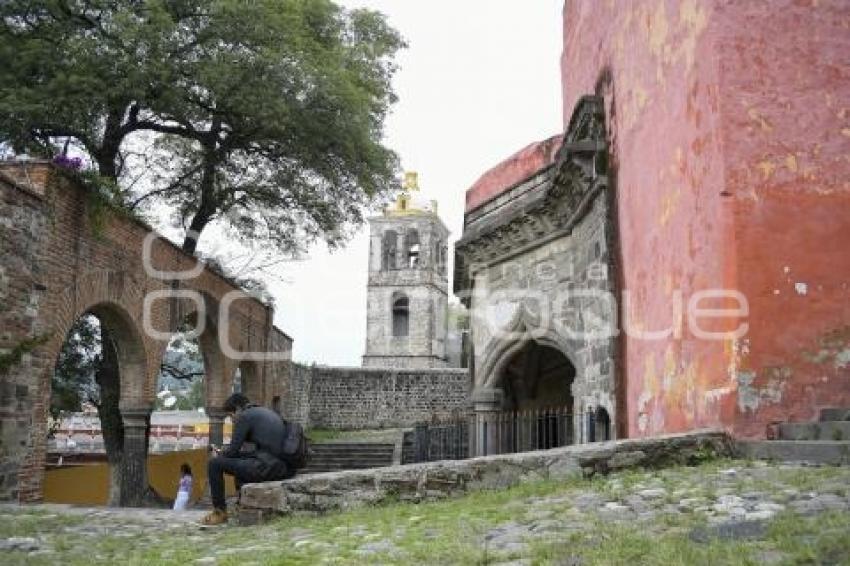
223,405,285,460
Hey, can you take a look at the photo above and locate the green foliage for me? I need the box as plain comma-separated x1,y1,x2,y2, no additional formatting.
75,170,125,236
448,301,470,331
686,443,719,466
0,0,406,255
50,314,101,422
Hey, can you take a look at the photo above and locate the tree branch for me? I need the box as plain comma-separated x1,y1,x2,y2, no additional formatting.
160,363,204,381
127,162,204,210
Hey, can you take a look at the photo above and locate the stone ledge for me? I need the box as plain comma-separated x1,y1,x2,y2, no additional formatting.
238,429,732,524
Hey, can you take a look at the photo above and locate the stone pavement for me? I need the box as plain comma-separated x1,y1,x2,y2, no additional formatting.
1,460,849,564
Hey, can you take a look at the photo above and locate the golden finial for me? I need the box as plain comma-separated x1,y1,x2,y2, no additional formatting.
403,171,419,192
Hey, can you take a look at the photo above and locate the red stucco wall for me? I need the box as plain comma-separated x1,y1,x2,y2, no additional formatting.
560,0,850,438
713,0,850,436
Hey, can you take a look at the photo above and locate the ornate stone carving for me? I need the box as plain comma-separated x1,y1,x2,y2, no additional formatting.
455,96,608,297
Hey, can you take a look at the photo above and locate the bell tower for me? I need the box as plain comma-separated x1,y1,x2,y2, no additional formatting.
362,172,450,368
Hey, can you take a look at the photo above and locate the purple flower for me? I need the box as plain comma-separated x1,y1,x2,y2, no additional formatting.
52,155,83,170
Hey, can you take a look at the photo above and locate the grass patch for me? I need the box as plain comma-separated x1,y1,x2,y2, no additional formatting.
304,428,348,443
3,460,849,565
305,428,398,444
531,510,850,566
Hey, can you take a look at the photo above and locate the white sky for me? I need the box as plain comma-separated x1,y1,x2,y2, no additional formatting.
268,1,565,365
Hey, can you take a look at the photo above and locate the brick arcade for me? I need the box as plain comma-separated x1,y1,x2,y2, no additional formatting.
0,162,292,503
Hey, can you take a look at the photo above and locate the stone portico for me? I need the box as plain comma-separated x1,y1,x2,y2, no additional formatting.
456,97,619,453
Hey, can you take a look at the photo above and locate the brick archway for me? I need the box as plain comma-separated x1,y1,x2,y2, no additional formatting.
0,162,293,502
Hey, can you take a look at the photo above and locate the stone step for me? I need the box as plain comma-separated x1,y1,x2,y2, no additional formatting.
299,442,395,474
304,461,393,470
778,421,850,441
309,452,393,458
306,460,393,468
309,448,393,454
819,408,850,422
308,450,393,455
307,458,392,469
300,464,391,474
736,440,850,465
308,454,393,461
309,443,395,449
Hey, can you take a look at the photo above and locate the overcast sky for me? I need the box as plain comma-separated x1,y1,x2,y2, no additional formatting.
269,1,565,365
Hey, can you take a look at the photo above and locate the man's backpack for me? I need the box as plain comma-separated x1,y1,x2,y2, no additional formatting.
280,419,308,469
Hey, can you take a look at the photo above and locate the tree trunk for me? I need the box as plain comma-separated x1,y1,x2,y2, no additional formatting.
119,409,151,507
181,208,213,254
97,327,150,507
181,140,220,255
95,327,124,506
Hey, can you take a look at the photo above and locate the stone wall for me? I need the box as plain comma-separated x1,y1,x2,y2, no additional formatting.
0,167,51,502
286,364,470,429
238,429,732,522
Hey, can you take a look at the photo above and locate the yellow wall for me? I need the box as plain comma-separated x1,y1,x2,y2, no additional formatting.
43,449,235,506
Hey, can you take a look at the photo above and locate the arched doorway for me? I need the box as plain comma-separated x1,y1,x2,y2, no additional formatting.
500,342,575,412
49,303,148,506
474,341,576,455
153,317,207,454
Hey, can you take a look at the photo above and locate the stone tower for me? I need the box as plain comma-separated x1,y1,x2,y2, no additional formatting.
363,172,450,368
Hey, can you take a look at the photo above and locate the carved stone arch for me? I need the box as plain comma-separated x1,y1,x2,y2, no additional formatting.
479,315,583,391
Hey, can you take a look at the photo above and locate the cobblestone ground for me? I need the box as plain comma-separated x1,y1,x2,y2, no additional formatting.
2,459,850,565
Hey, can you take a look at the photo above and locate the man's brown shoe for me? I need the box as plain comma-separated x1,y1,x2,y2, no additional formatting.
201,508,228,526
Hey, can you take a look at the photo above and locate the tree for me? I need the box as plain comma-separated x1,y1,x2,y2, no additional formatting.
3,0,404,506
0,0,405,253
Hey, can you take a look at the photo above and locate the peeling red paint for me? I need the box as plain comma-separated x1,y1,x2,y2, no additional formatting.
562,0,736,438
559,0,850,438
717,0,850,437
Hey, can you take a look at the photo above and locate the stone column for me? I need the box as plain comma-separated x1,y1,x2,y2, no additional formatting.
471,387,503,457
206,407,227,449
119,405,152,507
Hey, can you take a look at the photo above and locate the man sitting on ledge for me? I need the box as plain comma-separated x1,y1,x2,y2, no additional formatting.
202,393,293,526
